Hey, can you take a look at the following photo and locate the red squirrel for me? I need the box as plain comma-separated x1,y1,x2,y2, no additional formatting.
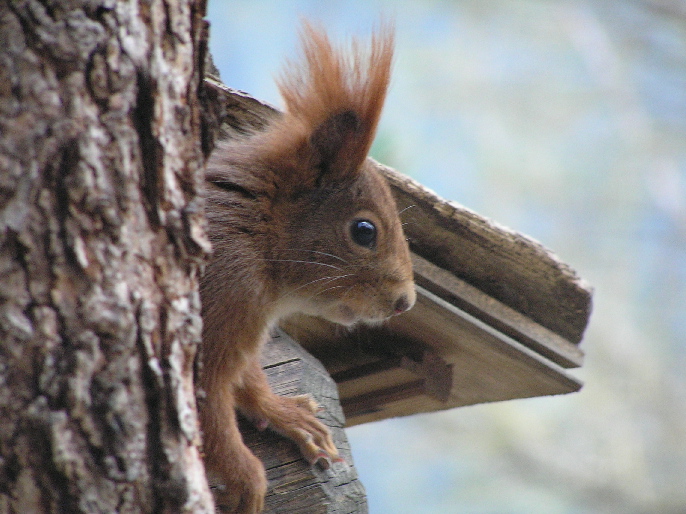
200,23,415,513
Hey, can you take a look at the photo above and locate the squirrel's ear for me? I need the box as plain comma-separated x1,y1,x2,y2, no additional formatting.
266,21,393,188
309,109,365,181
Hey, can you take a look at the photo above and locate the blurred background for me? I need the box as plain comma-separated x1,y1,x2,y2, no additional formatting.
206,1,686,512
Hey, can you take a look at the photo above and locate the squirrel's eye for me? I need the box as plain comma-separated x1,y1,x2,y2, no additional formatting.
350,219,376,248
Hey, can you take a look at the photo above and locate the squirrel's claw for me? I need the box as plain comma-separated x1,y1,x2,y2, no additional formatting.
312,450,333,470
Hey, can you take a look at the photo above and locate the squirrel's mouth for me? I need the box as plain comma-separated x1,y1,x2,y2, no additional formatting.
294,291,413,327
324,303,393,327
310,303,359,326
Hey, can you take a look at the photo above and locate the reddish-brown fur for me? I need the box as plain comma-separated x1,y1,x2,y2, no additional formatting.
200,23,414,513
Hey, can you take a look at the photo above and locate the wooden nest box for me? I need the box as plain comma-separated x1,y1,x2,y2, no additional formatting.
204,77,592,512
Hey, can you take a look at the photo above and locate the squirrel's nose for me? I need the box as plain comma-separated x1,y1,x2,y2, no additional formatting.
393,292,414,315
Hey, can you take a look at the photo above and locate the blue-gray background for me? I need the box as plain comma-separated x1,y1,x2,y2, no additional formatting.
206,1,686,512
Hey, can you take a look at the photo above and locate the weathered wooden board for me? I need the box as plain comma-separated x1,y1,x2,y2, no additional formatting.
410,254,584,368
241,331,368,514
381,163,593,345
388,286,582,403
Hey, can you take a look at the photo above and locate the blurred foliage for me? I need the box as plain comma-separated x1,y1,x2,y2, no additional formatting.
207,1,686,512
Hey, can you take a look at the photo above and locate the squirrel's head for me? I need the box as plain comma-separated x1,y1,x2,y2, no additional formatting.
206,22,415,327
269,155,415,326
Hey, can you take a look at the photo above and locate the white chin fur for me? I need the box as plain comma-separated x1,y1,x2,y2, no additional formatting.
328,305,389,327
299,301,389,327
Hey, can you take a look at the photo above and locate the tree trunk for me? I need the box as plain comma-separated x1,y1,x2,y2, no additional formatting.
0,0,214,512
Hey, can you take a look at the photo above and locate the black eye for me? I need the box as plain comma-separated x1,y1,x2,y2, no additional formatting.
350,219,376,248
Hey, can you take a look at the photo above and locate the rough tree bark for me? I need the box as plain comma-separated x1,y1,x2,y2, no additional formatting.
0,0,215,512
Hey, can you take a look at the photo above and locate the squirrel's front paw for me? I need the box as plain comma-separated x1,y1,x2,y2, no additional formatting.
207,446,267,514
260,394,341,469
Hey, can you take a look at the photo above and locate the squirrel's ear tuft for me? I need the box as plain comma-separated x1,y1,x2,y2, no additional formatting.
264,21,394,188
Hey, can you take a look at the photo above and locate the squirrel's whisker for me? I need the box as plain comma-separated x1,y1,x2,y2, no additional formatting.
258,258,344,272
309,284,350,299
398,204,416,216
279,248,349,264
280,274,353,300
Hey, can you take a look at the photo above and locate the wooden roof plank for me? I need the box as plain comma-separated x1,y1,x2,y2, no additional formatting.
411,253,584,368
380,162,593,345
390,286,583,393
